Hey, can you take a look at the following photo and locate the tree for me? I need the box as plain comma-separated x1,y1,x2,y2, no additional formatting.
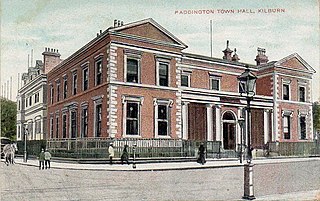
313,101,320,137
0,98,17,140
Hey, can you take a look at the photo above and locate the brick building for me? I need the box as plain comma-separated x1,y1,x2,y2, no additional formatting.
46,18,315,153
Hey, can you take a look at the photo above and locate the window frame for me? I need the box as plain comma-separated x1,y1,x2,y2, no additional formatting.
154,99,172,138
156,57,171,87
282,80,291,100
62,114,67,138
122,96,143,137
63,76,68,99
70,110,77,139
299,86,306,102
82,67,89,91
81,107,88,138
50,117,54,139
282,111,292,140
50,84,54,104
299,115,307,140
72,71,77,95
210,75,221,91
125,56,141,83
181,71,191,87
95,58,103,86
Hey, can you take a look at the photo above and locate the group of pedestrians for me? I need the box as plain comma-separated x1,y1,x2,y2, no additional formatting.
108,143,129,165
38,148,51,170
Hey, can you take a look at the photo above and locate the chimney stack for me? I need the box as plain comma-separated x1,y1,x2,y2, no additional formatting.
42,47,62,74
222,40,233,61
255,47,269,65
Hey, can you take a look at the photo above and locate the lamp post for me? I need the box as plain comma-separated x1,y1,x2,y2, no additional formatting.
132,143,137,169
238,65,257,200
24,128,28,163
238,117,245,164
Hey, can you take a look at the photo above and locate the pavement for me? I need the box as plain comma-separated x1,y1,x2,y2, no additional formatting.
3,157,320,200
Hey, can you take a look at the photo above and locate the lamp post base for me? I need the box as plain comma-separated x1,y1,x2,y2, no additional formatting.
243,163,255,200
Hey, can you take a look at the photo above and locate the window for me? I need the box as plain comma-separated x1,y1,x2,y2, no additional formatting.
29,96,32,106
35,119,41,134
28,122,33,140
126,102,139,135
283,84,290,100
95,104,102,137
25,98,28,107
210,76,221,91
126,58,139,83
299,87,306,102
50,117,54,139
57,83,60,102
62,114,67,138
72,72,77,95
63,78,68,99
299,116,306,140
81,108,88,138
181,74,189,87
18,126,21,139
95,59,102,86
154,99,172,137
34,93,39,103
157,105,169,136
83,68,89,91
18,101,21,110
56,116,59,138
70,111,77,138
283,115,291,139
159,63,169,86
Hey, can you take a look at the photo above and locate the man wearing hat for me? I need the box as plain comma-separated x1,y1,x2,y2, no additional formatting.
38,149,45,170
108,142,114,165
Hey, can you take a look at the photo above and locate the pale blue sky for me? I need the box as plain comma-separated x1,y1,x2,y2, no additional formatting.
1,0,319,101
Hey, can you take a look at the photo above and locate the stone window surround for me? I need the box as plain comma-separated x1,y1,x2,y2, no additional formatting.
153,98,173,138
124,49,142,84
209,73,222,91
282,79,291,101
156,55,171,87
122,95,144,138
181,70,192,87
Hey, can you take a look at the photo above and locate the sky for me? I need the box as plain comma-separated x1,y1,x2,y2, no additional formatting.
1,0,319,101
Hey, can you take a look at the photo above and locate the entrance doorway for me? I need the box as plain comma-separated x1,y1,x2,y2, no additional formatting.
222,112,236,150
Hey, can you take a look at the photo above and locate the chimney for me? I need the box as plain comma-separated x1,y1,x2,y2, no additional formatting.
42,47,62,74
232,48,240,62
255,47,269,65
222,40,233,61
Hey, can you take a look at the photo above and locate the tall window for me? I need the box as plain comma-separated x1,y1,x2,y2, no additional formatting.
63,78,68,99
283,84,290,100
95,104,102,137
210,77,220,91
35,119,41,134
18,100,21,110
283,115,291,139
50,117,54,139
18,126,21,139
62,114,67,138
72,73,77,95
159,63,169,86
29,96,32,106
71,111,77,138
299,116,306,140
126,102,139,135
81,107,88,138
56,116,59,138
157,104,169,136
95,59,102,86
299,87,306,102
126,58,139,83
83,68,89,91
57,83,60,102
181,74,190,87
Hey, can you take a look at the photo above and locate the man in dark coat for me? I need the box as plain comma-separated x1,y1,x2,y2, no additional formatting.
198,143,206,165
121,145,129,165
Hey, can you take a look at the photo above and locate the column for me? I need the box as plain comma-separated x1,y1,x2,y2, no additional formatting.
206,104,214,141
215,105,222,141
182,102,189,140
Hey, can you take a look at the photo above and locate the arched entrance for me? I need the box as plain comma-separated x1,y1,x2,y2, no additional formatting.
222,111,236,150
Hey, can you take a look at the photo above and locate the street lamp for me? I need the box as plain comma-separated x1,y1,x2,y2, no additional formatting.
238,64,257,200
132,143,137,169
24,127,28,163
238,117,245,164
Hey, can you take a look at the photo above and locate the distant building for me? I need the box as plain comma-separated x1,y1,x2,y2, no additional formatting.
16,48,62,141
45,18,315,151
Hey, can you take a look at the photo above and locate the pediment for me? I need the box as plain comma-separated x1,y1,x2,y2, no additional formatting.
275,53,316,73
109,18,187,48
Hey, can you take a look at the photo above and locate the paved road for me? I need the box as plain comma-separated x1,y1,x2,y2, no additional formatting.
1,160,319,200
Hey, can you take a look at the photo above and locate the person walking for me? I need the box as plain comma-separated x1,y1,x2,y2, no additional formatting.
121,145,129,165
108,142,114,165
44,149,52,169
198,143,206,165
39,149,45,170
